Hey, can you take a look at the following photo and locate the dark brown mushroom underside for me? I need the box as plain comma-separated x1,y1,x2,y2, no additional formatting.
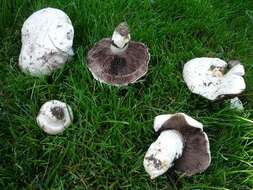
87,38,149,85
158,114,210,176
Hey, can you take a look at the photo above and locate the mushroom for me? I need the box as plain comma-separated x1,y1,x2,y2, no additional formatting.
19,7,74,76
36,100,73,135
143,113,211,179
87,22,150,86
183,57,246,101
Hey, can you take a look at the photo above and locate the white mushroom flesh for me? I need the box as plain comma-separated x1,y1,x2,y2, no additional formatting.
143,130,184,179
154,113,203,132
36,100,73,135
19,7,74,76
153,114,172,132
110,31,131,54
230,97,244,111
183,57,246,100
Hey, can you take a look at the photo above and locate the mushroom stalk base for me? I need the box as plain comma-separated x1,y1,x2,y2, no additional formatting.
230,97,244,111
144,130,184,179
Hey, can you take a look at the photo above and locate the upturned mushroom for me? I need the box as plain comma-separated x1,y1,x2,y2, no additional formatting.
19,7,74,76
87,22,150,86
143,113,211,179
183,57,246,101
36,100,73,135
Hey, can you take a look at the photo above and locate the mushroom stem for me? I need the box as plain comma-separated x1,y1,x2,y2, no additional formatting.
143,130,184,179
110,22,131,54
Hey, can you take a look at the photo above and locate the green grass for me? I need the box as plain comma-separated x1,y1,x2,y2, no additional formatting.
1,0,253,189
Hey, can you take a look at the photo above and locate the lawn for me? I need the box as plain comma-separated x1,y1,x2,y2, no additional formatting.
1,0,253,189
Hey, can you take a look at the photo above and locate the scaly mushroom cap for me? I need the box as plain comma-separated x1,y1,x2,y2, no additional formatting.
183,57,246,101
36,100,73,135
19,7,74,76
87,22,150,86
155,113,211,176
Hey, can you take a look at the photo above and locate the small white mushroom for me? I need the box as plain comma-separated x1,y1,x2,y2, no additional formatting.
36,100,73,135
19,8,74,76
183,57,246,101
144,113,211,179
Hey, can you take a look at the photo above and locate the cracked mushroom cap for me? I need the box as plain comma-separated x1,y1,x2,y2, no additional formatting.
87,22,150,86
144,113,210,179
19,7,74,76
183,57,246,101
36,100,73,135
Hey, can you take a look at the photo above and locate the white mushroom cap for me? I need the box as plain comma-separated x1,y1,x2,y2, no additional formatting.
183,57,246,100
19,7,74,76
154,113,203,132
36,100,73,135
144,113,211,179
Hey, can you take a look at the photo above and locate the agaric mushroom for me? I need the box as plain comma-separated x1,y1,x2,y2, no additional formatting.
19,7,74,76
36,100,73,135
87,22,150,86
183,57,246,101
143,113,211,179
